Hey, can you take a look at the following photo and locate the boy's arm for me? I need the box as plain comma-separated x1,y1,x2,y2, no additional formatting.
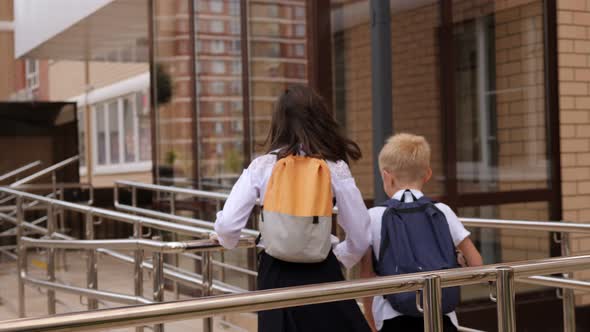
457,237,483,267
360,249,378,332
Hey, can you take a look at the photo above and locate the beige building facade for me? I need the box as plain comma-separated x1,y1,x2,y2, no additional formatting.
48,60,152,188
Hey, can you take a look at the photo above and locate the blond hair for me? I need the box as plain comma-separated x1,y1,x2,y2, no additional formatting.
378,133,431,184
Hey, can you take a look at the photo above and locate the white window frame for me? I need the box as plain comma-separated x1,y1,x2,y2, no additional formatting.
211,60,226,74
230,20,240,35
209,1,224,13
25,59,39,90
228,2,240,16
211,40,225,54
215,122,224,135
295,24,306,37
232,61,241,74
210,81,225,95
214,102,225,114
210,20,224,33
294,44,305,57
91,93,151,175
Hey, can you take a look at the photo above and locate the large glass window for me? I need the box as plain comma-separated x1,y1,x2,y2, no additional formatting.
453,1,549,194
95,104,107,165
329,0,557,315
248,0,308,155
92,92,151,171
195,0,245,191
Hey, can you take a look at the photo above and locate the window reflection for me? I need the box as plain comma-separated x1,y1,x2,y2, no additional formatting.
195,0,244,190
249,0,308,155
453,1,549,193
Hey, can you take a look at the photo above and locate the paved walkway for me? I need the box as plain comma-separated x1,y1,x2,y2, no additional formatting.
0,251,255,331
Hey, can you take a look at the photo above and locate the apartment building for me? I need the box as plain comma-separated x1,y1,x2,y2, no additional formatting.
152,0,307,190
0,0,50,101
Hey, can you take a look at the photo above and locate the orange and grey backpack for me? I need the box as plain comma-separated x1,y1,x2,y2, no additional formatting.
260,154,334,263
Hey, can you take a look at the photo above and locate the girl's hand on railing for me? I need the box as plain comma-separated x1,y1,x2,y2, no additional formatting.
209,232,219,243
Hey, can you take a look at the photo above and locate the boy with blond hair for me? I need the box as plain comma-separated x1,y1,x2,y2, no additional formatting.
362,133,482,332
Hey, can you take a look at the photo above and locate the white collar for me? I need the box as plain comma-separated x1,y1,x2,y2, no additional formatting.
392,189,424,201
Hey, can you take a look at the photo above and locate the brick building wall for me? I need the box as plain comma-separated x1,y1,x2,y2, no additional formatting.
557,0,590,305
493,1,550,262
336,1,551,265
0,0,14,100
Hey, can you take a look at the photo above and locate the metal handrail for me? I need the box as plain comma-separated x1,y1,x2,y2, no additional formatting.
9,182,93,192
24,276,154,306
114,202,260,237
461,218,590,233
9,156,79,188
20,237,254,254
0,210,250,295
6,181,590,331
3,186,257,332
115,180,339,213
0,161,41,183
2,254,590,332
116,180,231,201
0,187,217,238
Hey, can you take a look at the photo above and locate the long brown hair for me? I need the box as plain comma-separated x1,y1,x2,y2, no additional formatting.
265,85,362,163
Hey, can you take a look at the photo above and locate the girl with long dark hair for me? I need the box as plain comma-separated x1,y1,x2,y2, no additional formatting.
214,85,371,332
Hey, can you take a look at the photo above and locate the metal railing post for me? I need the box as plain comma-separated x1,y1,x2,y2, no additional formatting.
16,196,26,318
423,275,443,332
57,189,68,271
496,267,516,332
202,251,213,332
561,232,576,332
46,203,56,315
85,212,98,310
170,193,179,300
133,219,144,332
152,251,165,332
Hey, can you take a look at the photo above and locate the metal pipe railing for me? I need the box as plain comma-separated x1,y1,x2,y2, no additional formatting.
21,237,254,254
115,180,339,216
496,267,516,332
23,276,153,306
21,237,218,253
521,275,590,292
461,218,590,234
2,186,257,325
115,202,260,237
6,182,590,331
0,161,41,183
116,180,230,201
0,187,216,238
8,183,93,192
9,156,79,188
2,254,590,332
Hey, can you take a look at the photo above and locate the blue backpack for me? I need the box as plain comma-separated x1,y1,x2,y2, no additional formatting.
373,190,460,317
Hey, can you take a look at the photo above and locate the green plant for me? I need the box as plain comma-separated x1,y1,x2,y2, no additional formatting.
224,149,243,174
164,150,178,166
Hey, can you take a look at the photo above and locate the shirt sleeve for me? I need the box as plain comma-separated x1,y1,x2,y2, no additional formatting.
436,203,470,246
331,163,371,268
214,167,259,249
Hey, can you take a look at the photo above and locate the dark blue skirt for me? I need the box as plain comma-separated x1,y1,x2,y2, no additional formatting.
257,251,372,332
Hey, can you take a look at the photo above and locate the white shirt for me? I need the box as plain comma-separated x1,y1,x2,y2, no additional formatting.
369,189,470,330
214,154,371,268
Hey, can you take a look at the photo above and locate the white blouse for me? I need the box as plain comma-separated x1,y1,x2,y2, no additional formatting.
214,153,371,268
